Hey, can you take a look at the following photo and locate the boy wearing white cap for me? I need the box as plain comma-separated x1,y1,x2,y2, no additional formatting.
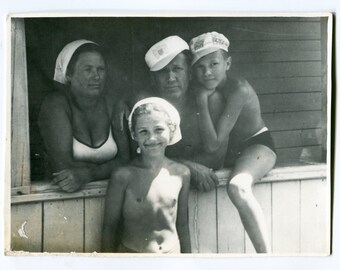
144,36,225,192
102,98,191,253
190,31,277,253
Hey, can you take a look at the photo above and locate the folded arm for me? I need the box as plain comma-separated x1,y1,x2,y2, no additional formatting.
196,84,249,153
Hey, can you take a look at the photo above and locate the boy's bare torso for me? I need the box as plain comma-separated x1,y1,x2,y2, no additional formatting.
120,159,186,253
165,78,264,169
222,78,265,142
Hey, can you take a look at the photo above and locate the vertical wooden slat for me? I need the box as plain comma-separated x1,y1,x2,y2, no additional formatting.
272,181,300,254
195,189,218,253
188,190,199,253
43,199,84,252
320,17,329,161
300,179,330,254
217,186,245,253
84,197,105,253
11,18,30,192
245,182,273,254
11,202,42,252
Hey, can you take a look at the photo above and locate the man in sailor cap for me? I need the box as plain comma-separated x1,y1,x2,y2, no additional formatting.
144,35,224,191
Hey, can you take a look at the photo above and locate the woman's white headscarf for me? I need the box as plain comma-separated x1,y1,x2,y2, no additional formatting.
54,39,98,84
128,97,182,145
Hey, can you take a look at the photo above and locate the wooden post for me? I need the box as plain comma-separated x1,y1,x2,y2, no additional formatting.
11,18,31,194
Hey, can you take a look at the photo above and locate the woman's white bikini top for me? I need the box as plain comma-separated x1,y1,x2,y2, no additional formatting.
73,128,118,164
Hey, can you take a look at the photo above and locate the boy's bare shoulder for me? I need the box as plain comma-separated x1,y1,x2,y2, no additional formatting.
225,77,253,97
217,78,251,100
110,165,137,186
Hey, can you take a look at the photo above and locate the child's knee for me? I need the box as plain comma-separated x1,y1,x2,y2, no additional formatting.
227,173,253,202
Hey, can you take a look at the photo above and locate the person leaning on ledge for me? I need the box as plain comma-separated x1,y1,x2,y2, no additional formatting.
38,39,130,193
143,35,225,192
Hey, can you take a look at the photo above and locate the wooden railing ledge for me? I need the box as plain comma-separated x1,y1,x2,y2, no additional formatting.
11,163,327,204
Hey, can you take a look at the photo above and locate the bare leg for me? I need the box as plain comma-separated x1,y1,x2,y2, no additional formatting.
226,144,276,253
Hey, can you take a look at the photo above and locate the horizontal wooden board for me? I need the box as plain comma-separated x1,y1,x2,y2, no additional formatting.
231,62,322,79
224,17,322,22
272,128,323,148
263,111,322,131
232,50,322,63
276,146,323,164
216,164,327,186
160,17,322,24
250,77,322,94
224,23,320,41
14,164,328,205
160,20,321,41
259,92,322,113
12,186,107,204
230,40,321,52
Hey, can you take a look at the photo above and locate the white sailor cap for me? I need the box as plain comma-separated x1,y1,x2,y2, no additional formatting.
190,31,230,66
145,36,189,71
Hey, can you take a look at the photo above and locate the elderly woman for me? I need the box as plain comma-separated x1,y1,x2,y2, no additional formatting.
38,40,130,192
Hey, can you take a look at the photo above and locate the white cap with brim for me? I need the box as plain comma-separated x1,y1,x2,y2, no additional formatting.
128,97,182,146
190,31,230,66
145,36,189,71
54,39,97,84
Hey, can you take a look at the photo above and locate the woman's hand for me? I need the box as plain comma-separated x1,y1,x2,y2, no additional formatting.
52,168,91,193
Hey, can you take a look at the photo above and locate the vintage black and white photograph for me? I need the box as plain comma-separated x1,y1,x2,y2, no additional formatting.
7,14,332,255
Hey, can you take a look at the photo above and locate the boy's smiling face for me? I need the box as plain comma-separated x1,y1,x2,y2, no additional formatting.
133,111,172,155
193,50,231,90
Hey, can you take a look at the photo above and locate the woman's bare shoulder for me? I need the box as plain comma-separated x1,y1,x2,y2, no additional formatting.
38,91,72,126
41,91,70,109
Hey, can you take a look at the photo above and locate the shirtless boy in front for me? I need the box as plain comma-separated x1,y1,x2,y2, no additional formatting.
102,97,191,253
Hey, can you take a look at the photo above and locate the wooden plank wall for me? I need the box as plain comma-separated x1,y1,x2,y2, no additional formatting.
24,17,328,181
11,18,31,192
11,178,329,254
131,17,326,165
233,19,325,164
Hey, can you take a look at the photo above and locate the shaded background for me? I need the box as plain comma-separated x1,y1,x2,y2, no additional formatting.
24,17,329,181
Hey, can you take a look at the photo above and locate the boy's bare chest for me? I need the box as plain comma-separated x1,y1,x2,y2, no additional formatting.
124,170,182,209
